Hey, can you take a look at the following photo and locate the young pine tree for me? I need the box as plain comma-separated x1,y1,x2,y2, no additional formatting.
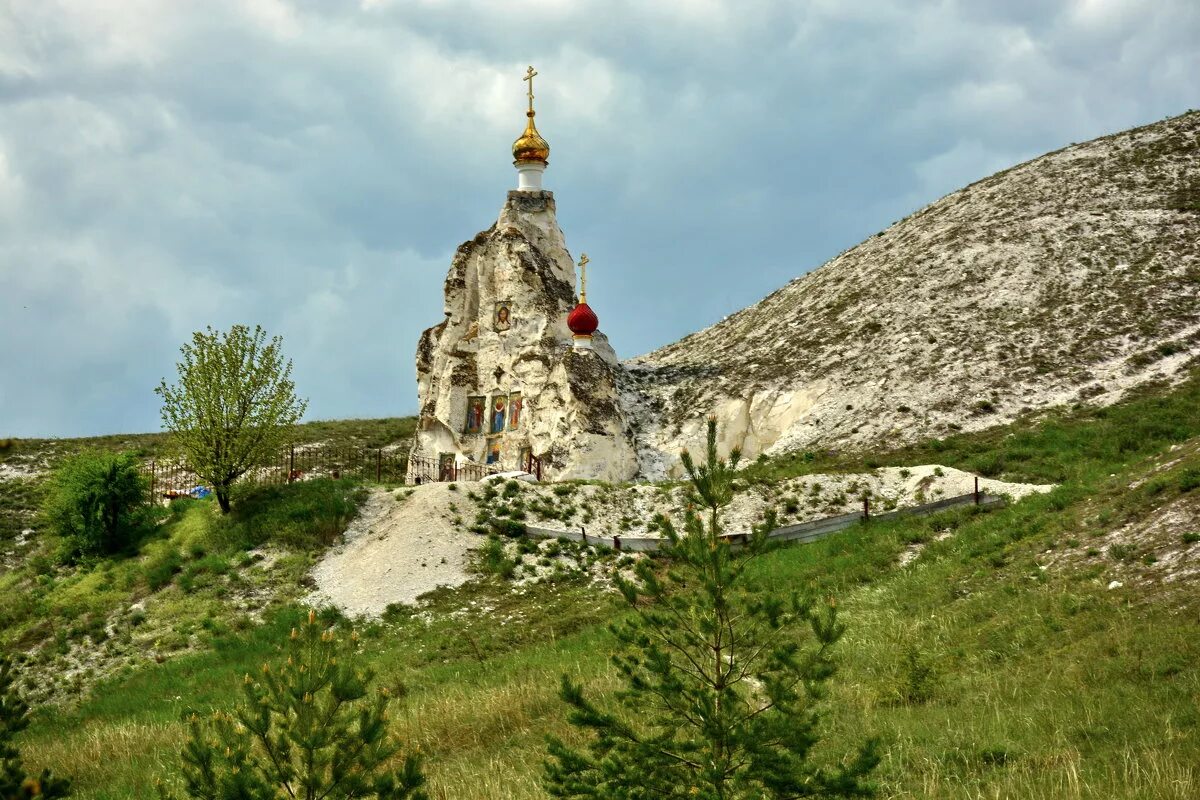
544,419,879,799
159,610,426,800
0,656,71,799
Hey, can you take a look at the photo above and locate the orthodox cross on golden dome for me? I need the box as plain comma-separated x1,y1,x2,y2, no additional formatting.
578,253,589,303
512,64,550,170
524,66,537,113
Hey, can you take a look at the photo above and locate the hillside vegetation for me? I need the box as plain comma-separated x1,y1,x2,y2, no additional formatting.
6,370,1200,799
630,110,1200,470
0,417,415,700
0,416,415,541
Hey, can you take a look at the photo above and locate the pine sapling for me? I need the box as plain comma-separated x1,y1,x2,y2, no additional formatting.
545,419,879,799
0,656,71,799
159,610,426,800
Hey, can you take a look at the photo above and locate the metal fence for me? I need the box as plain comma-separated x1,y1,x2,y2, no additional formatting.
141,443,413,503
525,480,1005,553
141,443,528,502
406,453,499,484
405,451,541,485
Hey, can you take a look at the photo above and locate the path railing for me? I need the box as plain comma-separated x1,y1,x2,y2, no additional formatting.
523,482,1005,553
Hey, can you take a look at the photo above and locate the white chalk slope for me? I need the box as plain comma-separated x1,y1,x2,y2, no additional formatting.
630,111,1200,476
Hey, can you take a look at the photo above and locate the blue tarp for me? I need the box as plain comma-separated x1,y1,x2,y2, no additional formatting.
188,485,212,499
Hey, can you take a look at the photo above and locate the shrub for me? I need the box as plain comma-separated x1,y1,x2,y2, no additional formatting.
159,610,425,799
479,536,516,579
143,546,185,591
1108,543,1138,562
43,451,148,559
489,517,526,539
898,646,938,705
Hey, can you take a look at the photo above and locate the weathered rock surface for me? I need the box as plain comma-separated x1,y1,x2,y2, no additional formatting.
629,111,1200,477
412,190,638,481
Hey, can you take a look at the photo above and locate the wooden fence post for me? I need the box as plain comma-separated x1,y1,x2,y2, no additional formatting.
376,449,382,482
974,476,980,505
289,445,295,483
149,460,156,504
863,496,870,521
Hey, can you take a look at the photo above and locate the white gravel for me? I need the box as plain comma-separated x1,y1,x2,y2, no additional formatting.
306,483,478,618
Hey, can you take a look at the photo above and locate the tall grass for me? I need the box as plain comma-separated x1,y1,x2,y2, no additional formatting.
14,374,1200,798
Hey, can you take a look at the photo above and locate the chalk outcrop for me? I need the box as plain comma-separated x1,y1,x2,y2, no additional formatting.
629,111,1200,477
411,190,638,482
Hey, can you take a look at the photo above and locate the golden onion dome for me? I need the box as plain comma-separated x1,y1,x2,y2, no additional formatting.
512,111,550,164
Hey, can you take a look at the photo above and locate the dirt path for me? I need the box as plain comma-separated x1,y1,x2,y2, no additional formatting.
307,483,477,618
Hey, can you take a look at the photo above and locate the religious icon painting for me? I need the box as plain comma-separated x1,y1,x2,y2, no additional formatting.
438,452,455,482
491,394,507,434
518,446,531,472
507,392,523,430
465,395,485,434
494,301,513,332
486,438,502,465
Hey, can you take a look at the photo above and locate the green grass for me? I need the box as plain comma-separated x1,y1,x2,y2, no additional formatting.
214,478,368,551
0,479,368,699
10,375,1200,798
19,454,1200,797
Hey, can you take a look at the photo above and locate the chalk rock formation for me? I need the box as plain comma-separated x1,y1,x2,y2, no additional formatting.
412,190,638,482
629,110,1200,478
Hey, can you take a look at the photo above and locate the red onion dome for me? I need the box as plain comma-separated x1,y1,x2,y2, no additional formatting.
567,302,599,336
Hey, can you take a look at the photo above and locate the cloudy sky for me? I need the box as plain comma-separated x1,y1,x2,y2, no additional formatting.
1,0,1197,438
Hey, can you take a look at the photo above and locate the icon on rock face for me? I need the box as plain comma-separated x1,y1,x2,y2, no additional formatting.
508,392,522,430
487,438,502,464
465,396,485,434
495,302,512,331
491,395,507,434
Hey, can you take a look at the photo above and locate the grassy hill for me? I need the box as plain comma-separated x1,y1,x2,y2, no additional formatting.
5,372,1200,798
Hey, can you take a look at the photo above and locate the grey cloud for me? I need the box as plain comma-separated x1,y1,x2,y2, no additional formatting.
1,0,1197,436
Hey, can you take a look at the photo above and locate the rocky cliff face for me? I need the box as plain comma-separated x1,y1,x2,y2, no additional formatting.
629,111,1200,477
412,191,638,482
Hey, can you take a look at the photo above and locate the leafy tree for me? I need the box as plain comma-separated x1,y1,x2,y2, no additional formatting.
156,325,307,513
42,451,147,559
0,656,71,798
544,420,879,799
160,610,426,800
